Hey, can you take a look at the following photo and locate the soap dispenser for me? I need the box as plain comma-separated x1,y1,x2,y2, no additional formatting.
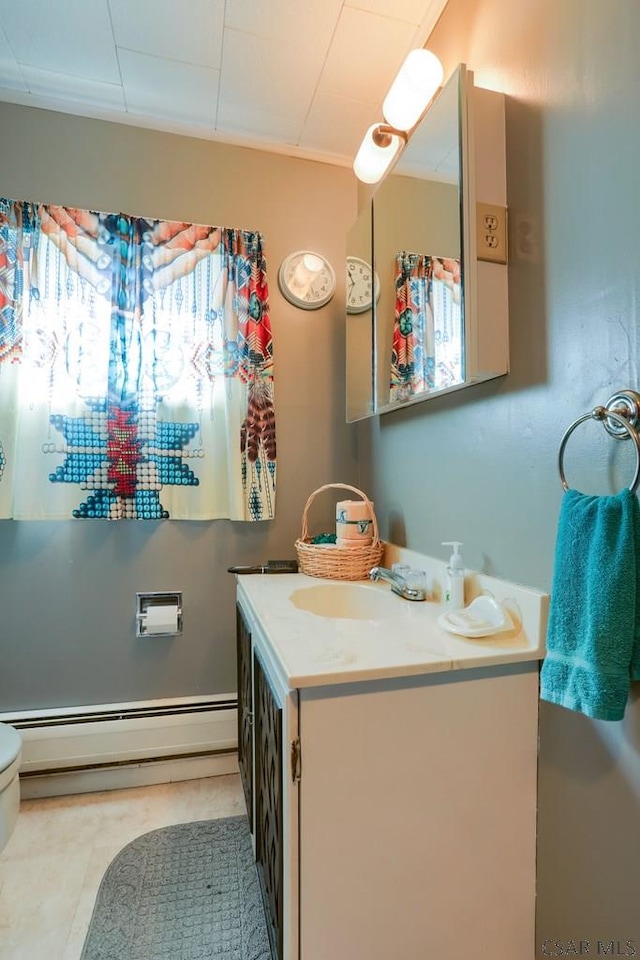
442,541,465,610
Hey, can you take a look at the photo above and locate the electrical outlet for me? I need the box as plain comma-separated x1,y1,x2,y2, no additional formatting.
476,202,508,264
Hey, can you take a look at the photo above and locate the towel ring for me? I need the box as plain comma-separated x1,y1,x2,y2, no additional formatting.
558,406,640,493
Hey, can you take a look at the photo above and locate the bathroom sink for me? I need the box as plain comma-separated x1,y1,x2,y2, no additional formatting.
289,582,402,620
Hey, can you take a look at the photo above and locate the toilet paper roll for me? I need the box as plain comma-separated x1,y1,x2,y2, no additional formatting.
335,500,373,523
335,499,374,541
145,604,179,634
336,537,373,549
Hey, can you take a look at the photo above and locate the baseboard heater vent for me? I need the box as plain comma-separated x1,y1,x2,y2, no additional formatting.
0,695,238,797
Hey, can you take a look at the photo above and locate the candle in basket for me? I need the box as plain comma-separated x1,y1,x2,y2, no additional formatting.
335,499,374,542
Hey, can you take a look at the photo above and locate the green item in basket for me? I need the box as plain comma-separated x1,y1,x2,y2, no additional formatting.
310,532,337,544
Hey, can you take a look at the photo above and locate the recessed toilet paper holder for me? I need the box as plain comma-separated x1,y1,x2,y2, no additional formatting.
136,592,183,637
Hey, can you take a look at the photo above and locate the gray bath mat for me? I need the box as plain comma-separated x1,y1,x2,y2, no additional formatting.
81,815,271,960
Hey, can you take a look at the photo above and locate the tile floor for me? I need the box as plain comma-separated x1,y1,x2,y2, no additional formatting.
0,773,247,960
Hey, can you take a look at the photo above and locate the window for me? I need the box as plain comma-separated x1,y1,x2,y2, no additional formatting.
0,201,276,520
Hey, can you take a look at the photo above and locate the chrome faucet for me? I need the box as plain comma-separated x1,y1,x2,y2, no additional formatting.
369,566,426,601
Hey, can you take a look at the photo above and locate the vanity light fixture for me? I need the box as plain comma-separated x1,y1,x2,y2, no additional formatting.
353,48,444,185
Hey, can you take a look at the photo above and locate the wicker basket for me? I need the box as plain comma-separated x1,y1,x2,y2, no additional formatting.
295,483,383,581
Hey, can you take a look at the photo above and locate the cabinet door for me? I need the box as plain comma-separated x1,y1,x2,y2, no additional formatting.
236,605,253,831
254,650,284,960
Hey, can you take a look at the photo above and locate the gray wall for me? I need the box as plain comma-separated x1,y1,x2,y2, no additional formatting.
0,103,358,710
359,0,640,951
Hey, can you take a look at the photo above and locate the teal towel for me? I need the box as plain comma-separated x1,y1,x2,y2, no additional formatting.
540,488,640,721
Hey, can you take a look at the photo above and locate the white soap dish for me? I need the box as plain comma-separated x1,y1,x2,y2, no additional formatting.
438,595,513,638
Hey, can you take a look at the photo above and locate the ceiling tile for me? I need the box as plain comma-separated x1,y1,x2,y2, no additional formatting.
0,0,119,83
318,6,417,105
300,91,379,159
119,50,219,126
109,0,224,69
19,65,126,111
0,29,26,91
224,0,343,46
345,0,432,25
218,28,325,142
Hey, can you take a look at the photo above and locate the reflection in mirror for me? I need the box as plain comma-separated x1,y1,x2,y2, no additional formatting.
345,64,508,422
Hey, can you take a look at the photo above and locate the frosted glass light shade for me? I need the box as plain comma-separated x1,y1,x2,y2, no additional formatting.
353,124,403,184
382,49,444,132
292,253,324,289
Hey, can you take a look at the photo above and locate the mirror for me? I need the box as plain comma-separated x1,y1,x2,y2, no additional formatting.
346,64,508,421
346,202,375,420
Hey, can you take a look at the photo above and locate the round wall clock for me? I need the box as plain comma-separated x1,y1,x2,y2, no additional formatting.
278,251,336,310
346,256,380,314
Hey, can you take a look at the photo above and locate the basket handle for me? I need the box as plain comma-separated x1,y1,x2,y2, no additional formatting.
300,483,380,544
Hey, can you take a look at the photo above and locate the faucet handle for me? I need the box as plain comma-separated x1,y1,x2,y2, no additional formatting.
391,563,427,595
391,562,411,581
405,568,427,594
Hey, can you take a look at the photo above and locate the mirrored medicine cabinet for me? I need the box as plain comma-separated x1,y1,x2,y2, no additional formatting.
346,63,509,422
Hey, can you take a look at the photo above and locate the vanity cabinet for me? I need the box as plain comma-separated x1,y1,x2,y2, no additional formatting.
236,589,540,960
237,604,299,960
236,607,253,830
253,649,284,960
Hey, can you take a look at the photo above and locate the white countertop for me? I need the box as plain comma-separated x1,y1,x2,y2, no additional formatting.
236,548,549,689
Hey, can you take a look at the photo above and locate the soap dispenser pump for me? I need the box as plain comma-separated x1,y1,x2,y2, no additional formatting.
442,541,465,610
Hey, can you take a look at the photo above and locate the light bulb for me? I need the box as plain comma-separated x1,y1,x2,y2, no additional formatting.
382,49,444,132
353,124,403,184
302,253,324,273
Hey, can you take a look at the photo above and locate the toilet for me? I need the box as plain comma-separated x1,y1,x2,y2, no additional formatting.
0,722,22,854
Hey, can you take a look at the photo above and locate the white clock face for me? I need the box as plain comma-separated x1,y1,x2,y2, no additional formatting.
346,257,379,314
278,251,336,310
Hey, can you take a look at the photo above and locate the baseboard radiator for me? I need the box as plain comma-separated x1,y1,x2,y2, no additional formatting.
0,695,239,799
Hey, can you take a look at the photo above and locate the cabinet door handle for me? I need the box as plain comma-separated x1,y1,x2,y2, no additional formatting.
290,738,301,783
242,708,253,729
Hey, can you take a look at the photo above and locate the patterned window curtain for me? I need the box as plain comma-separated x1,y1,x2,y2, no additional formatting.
0,199,276,521
390,251,463,403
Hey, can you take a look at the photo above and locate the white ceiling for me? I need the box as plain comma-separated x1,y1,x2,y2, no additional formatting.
0,0,447,168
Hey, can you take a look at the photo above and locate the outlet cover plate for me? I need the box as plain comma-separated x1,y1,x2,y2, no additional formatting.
476,202,508,264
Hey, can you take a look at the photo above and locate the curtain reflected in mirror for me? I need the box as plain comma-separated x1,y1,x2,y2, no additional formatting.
390,253,462,403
